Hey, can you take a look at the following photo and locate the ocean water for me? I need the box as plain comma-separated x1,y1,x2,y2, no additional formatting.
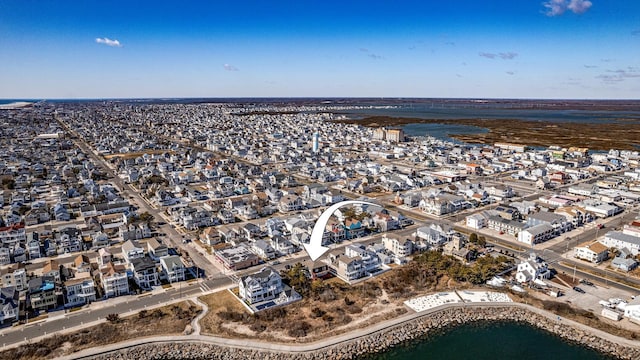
361,321,614,360
402,123,488,144
342,100,640,124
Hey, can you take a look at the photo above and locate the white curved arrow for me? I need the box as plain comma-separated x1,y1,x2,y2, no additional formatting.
304,200,377,261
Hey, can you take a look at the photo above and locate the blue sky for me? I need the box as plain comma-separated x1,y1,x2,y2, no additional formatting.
0,0,638,99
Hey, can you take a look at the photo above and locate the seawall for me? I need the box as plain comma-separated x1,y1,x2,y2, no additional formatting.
66,303,640,360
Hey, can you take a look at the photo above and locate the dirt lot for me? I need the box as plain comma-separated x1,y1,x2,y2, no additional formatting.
0,301,201,360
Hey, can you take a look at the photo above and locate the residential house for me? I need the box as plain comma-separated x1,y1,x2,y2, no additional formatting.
129,256,159,290
494,205,521,221
99,262,130,298
147,238,169,261
0,287,19,323
328,244,382,282
97,247,112,267
415,224,452,246
160,255,186,283
486,184,515,198
27,236,42,259
270,235,295,255
73,254,93,273
0,224,26,246
309,261,331,279
42,260,61,282
419,193,464,216
526,211,572,234
517,223,555,246
611,252,638,272
278,195,304,213
121,240,145,262
0,267,28,291
573,241,609,263
0,247,10,266
487,215,526,236
252,239,276,260
28,277,57,312
201,227,222,246
601,231,640,256
372,212,399,232
515,253,551,283
465,211,492,230
344,219,365,239
327,250,364,282
63,273,96,307
214,245,260,271
555,206,587,228
238,266,284,304
382,235,414,258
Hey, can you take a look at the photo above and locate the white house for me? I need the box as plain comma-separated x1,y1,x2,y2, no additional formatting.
100,262,130,298
573,241,609,263
160,255,186,283
63,273,97,307
382,235,414,258
238,266,283,304
147,238,169,261
121,240,145,263
515,253,551,284
517,223,555,246
601,231,640,256
466,213,489,230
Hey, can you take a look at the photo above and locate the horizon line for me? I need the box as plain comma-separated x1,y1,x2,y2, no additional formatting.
2,96,640,102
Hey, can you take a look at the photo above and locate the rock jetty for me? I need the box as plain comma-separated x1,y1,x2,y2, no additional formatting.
87,306,640,360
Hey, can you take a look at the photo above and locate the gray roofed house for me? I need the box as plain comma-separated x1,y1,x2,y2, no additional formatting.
121,240,145,263
0,286,19,323
612,255,638,272
129,256,159,289
238,266,283,304
147,238,169,261
160,255,186,283
601,231,640,256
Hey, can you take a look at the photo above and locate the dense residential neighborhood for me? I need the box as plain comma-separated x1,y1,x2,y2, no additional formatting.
0,101,639,328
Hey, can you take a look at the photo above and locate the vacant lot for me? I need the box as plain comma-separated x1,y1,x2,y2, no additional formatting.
199,279,407,343
1,301,201,360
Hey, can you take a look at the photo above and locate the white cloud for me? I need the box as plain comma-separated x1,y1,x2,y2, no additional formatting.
95,37,122,47
224,64,239,71
543,0,567,16
597,68,640,83
567,0,593,14
543,0,592,16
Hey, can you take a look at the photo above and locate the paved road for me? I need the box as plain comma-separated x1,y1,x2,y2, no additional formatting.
0,276,233,350
56,117,220,278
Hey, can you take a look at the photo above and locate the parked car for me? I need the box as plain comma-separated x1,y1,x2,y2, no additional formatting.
573,286,586,294
580,279,595,286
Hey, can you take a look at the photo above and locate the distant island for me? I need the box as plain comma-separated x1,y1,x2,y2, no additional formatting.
334,115,640,151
